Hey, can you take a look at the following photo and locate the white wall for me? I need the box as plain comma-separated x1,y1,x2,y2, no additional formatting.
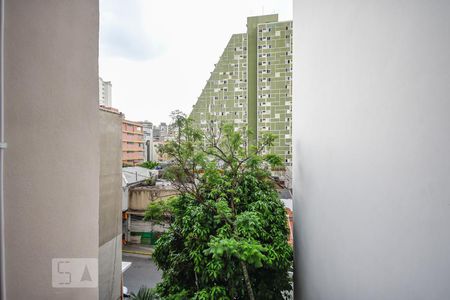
293,1,450,299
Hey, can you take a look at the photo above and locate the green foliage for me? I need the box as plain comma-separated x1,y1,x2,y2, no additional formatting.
144,177,156,186
146,115,292,299
263,153,284,168
131,286,160,300
144,196,178,224
140,161,160,170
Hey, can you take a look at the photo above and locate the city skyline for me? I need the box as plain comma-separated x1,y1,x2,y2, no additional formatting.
99,0,292,124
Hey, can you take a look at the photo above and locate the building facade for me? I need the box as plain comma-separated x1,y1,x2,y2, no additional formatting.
159,122,168,141
126,182,177,245
99,108,123,300
152,122,169,143
190,14,293,165
141,121,154,162
99,77,112,107
122,119,144,166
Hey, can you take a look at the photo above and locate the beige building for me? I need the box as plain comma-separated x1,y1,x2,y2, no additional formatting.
125,182,177,245
122,119,145,166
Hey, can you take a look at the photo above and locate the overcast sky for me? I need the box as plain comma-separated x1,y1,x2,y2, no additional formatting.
99,0,292,124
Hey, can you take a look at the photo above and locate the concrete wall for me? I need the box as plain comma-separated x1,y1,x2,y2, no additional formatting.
4,0,99,299
129,187,178,212
122,186,129,212
100,109,123,246
293,1,450,299
127,216,168,237
99,109,123,300
99,235,121,300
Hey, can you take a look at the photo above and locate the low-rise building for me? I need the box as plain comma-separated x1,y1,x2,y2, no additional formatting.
126,182,178,245
121,166,177,245
122,166,158,212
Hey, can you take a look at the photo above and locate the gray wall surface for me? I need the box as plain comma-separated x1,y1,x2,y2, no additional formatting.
99,235,122,300
99,109,123,300
293,1,450,299
4,0,99,299
100,109,122,246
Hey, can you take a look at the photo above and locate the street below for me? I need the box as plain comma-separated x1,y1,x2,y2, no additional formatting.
122,253,162,295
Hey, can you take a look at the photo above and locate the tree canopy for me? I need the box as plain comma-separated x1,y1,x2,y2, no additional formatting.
145,116,293,299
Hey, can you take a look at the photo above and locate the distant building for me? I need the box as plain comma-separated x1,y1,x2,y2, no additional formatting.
190,14,293,166
122,119,144,166
159,122,168,140
152,122,169,142
99,77,112,107
152,126,161,142
151,122,173,161
141,121,154,162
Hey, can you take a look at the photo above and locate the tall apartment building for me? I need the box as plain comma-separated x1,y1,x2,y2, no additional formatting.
99,77,112,107
190,14,293,165
122,119,145,166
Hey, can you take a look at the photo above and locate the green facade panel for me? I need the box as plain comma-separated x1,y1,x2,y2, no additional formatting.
190,14,293,166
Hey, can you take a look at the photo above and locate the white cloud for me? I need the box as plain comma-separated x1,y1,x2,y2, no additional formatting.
100,0,163,60
99,0,292,124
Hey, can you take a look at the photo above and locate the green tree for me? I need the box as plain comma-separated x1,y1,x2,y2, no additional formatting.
131,286,160,300
145,116,292,299
140,161,160,170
